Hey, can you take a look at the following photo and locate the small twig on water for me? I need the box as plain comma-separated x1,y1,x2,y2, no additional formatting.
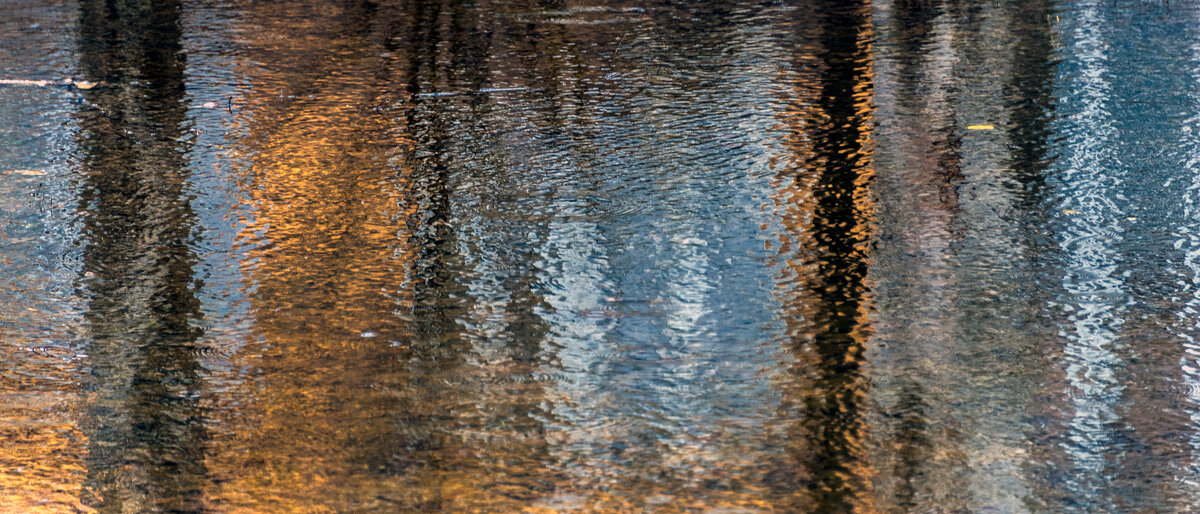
413,87,536,98
613,32,629,59
0,78,97,89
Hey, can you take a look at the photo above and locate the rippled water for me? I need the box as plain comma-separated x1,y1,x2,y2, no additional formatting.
4,0,1200,511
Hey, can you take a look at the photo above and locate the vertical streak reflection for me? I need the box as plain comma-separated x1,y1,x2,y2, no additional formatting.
1176,9,1200,508
771,0,876,510
1051,2,1126,507
204,2,424,509
868,0,968,506
74,0,207,510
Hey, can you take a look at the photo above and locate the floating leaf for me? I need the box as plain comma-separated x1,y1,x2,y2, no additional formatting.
967,124,995,130
6,169,46,176
74,81,97,90
1062,209,1081,215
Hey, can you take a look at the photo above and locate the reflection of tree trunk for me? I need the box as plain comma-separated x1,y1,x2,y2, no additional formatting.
393,1,560,507
74,0,207,511
393,1,494,507
771,1,876,511
1004,3,1056,208
998,4,1073,510
869,0,972,508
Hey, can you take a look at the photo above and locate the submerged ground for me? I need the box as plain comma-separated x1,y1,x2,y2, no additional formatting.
2,0,1200,511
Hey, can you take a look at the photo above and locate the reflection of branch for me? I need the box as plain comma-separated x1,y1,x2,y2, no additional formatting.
613,32,629,58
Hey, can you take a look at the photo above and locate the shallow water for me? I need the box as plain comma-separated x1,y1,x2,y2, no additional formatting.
3,0,1200,511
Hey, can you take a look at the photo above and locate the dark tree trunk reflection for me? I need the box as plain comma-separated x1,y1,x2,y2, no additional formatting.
75,0,207,510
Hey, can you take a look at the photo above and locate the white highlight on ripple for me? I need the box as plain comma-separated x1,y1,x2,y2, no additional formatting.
536,199,617,468
1054,2,1126,504
1174,9,1200,508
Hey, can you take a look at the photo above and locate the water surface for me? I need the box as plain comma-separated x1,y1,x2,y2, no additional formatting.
3,0,1200,511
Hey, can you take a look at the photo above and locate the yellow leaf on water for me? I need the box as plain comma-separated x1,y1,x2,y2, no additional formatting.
6,169,46,176
74,81,97,90
1063,209,1081,215
967,124,995,130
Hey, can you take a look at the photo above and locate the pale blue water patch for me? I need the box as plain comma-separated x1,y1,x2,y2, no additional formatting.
594,85,784,403
1094,6,1200,510
454,16,793,492
179,0,259,356
0,0,87,359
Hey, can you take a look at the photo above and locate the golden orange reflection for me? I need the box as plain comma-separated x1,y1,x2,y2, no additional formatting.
0,360,89,512
203,2,420,509
202,1,556,510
